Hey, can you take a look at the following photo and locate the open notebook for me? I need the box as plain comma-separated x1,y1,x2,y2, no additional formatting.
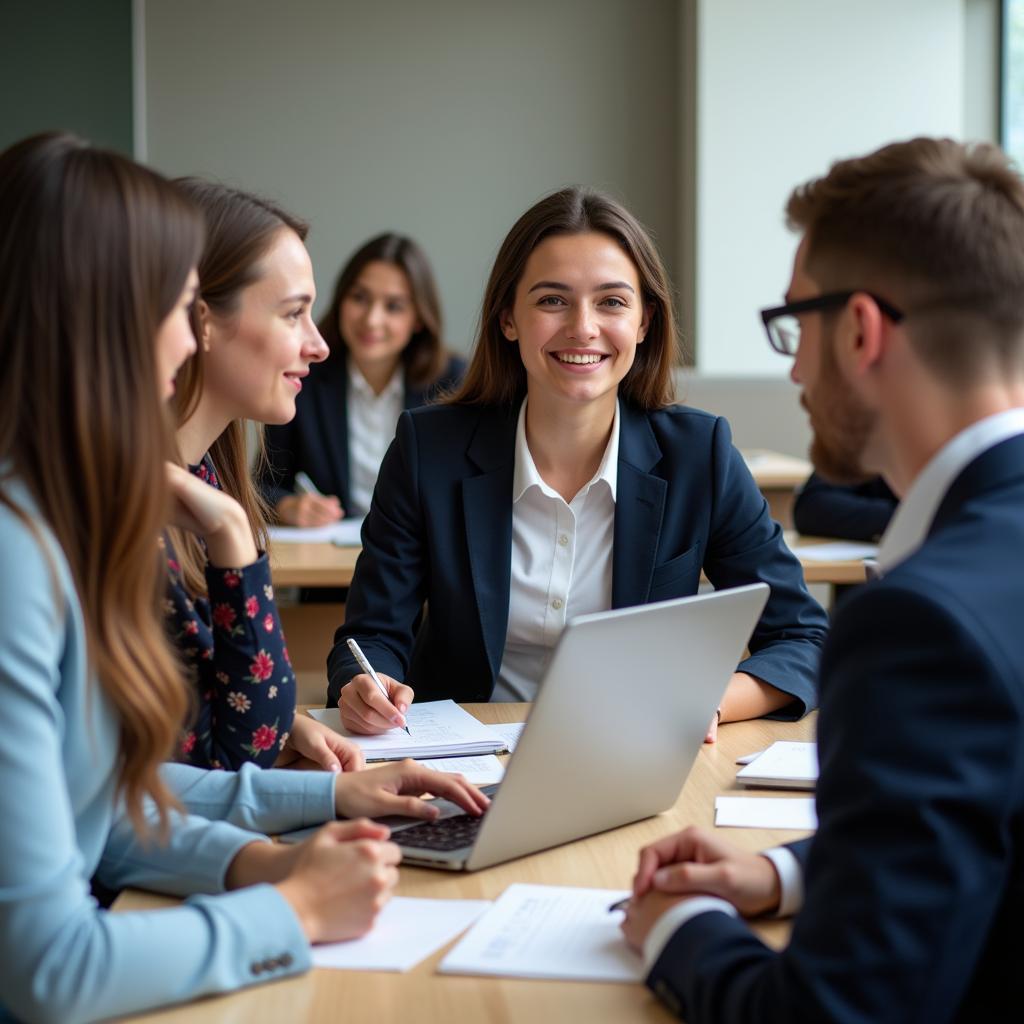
307,700,508,761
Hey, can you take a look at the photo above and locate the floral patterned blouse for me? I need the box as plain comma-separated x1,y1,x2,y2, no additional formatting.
164,456,296,769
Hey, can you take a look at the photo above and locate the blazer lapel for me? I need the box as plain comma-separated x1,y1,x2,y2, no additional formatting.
612,404,667,607
461,407,517,679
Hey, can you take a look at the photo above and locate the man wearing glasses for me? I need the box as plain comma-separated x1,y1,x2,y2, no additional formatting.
620,137,1024,1023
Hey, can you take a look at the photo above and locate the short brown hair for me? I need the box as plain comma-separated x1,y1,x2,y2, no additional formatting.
319,233,448,391
787,137,1024,383
448,187,679,409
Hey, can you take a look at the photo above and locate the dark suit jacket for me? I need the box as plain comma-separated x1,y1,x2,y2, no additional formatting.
258,353,466,513
327,401,827,710
793,471,897,541
647,434,1024,1024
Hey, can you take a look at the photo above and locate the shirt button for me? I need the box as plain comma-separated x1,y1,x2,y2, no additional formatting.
558,534,569,546
551,597,564,610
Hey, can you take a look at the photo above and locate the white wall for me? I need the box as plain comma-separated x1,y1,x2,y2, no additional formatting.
693,0,966,376
143,0,679,352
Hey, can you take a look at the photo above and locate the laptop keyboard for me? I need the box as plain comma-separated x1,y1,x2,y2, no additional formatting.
396,812,485,851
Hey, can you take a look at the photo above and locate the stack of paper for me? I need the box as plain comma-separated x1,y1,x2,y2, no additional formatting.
439,884,642,983
308,700,508,761
268,517,364,546
736,740,818,790
311,897,490,972
793,541,878,561
418,754,505,785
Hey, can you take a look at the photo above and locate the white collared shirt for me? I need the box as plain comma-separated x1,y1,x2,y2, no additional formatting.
347,362,404,516
876,407,1024,572
493,398,619,701
642,407,1024,972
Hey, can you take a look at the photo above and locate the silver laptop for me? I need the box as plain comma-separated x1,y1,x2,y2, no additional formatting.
390,583,769,870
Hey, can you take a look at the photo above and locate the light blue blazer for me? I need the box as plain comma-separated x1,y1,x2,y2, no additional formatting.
0,485,338,1024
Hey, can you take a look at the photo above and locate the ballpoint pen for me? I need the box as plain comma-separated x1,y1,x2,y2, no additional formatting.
608,896,631,913
346,637,411,735
294,471,324,496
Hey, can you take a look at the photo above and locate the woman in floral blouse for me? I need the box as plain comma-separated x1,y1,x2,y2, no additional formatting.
165,179,352,772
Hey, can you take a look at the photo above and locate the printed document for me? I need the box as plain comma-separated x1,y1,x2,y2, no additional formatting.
736,741,818,789
268,517,364,545
439,884,642,983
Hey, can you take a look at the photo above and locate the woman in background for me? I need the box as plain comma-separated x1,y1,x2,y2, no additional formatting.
260,233,465,526
329,188,827,737
0,132,487,1024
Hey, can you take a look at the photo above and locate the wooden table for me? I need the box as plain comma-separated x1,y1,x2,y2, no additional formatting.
741,449,811,529
116,705,814,1023
270,534,867,591
270,542,360,588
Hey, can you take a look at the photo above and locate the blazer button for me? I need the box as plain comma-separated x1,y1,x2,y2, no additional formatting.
280,952,294,967
250,962,263,976
262,958,278,972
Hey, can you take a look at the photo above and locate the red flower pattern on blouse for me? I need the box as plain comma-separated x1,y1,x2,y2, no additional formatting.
164,454,295,771
212,603,236,631
249,650,274,682
250,723,278,751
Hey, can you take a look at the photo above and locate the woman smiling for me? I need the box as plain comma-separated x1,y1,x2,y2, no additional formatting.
328,187,827,738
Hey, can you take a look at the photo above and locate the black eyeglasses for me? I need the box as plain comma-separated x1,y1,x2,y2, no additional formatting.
760,291,905,356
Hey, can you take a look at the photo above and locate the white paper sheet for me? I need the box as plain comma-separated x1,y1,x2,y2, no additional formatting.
793,541,878,561
307,701,507,760
418,754,505,785
267,517,364,546
311,897,490,972
488,722,526,753
736,741,818,789
714,796,817,830
439,884,641,983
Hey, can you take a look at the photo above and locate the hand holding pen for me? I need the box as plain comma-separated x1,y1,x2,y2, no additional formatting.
341,638,415,736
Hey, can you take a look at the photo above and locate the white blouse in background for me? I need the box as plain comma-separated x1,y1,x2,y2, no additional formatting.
347,361,404,515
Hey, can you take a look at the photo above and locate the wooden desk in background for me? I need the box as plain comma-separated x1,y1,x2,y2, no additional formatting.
740,448,811,529
117,705,815,1023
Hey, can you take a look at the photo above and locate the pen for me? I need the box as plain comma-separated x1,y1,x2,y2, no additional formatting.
294,471,324,496
346,637,411,735
608,896,630,913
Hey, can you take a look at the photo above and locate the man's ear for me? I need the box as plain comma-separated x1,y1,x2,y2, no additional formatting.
844,292,887,376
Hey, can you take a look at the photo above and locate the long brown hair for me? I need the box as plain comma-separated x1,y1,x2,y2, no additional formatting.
319,232,448,390
170,179,309,596
0,133,203,836
786,137,1024,384
448,187,679,408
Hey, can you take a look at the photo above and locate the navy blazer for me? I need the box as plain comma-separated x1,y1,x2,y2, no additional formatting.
258,353,466,512
793,471,897,541
327,401,826,710
647,434,1024,1024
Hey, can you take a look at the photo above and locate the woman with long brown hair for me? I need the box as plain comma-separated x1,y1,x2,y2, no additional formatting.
328,187,827,738
0,133,486,1023
259,232,465,528
165,180,363,771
